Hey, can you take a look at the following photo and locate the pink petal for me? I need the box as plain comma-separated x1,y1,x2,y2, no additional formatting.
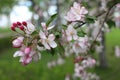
67,35,72,41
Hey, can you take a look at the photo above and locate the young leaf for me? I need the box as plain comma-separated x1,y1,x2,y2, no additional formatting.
46,13,58,26
85,15,96,23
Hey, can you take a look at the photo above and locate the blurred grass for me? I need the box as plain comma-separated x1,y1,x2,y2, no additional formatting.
0,28,120,80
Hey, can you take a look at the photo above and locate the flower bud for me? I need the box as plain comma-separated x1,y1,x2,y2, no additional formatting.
11,26,16,31
24,47,31,55
12,39,22,48
17,22,22,26
12,22,18,27
22,21,27,26
19,26,24,30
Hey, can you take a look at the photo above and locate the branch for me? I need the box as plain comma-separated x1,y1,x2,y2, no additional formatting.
89,3,117,50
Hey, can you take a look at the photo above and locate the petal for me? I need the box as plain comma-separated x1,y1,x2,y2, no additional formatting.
42,40,51,49
17,36,24,42
26,22,35,34
80,7,88,15
73,2,81,10
48,41,57,48
67,35,72,41
41,22,47,31
47,25,55,30
73,35,78,40
39,30,46,39
33,53,41,61
48,34,55,41
13,51,24,57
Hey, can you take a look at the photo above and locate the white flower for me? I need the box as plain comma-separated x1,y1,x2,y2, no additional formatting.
25,22,35,34
66,25,78,41
65,2,88,22
39,31,57,49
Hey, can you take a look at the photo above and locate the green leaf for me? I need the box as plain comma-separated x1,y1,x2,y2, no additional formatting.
77,31,86,37
85,15,96,23
62,24,67,29
46,13,58,26
106,20,115,28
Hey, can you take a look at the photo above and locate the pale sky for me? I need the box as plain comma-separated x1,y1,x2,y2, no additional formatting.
0,0,56,27
10,5,32,23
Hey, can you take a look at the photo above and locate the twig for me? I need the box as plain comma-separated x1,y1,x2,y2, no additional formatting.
90,4,117,50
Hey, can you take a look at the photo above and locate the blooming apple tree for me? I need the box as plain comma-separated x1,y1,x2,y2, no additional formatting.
10,1,120,80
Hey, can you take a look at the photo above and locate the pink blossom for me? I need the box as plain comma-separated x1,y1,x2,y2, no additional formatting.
66,25,78,41
13,46,41,65
65,2,88,22
39,31,57,49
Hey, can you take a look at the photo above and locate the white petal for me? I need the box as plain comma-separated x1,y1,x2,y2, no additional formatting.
13,51,24,57
39,30,46,39
48,34,55,41
47,25,55,30
73,35,78,40
26,22,35,34
42,40,51,49
48,41,57,48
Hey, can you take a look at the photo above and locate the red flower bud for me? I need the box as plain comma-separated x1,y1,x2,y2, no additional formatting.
11,26,16,31
19,26,24,30
22,21,27,26
17,22,22,26
12,23,18,27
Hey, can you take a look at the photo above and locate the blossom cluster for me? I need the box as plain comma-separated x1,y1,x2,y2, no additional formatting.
11,2,98,80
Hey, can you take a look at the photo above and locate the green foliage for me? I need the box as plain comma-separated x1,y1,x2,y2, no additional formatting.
106,20,115,28
0,28,120,80
46,13,58,27
0,0,17,14
85,15,97,23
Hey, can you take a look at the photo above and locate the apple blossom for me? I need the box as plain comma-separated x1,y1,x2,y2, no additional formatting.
13,46,41,65
66,25,78,41
25,22,36,34
39,30,57,49
65,2,88,22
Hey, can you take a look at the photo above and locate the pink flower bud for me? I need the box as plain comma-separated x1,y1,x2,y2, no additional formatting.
24,47,31,55
19,26,24,30
22,21,27,26
22,55,32,65
17,22,22,26
12,39,22,48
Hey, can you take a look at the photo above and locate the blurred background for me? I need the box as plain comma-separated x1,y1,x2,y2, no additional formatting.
0,0,120,80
